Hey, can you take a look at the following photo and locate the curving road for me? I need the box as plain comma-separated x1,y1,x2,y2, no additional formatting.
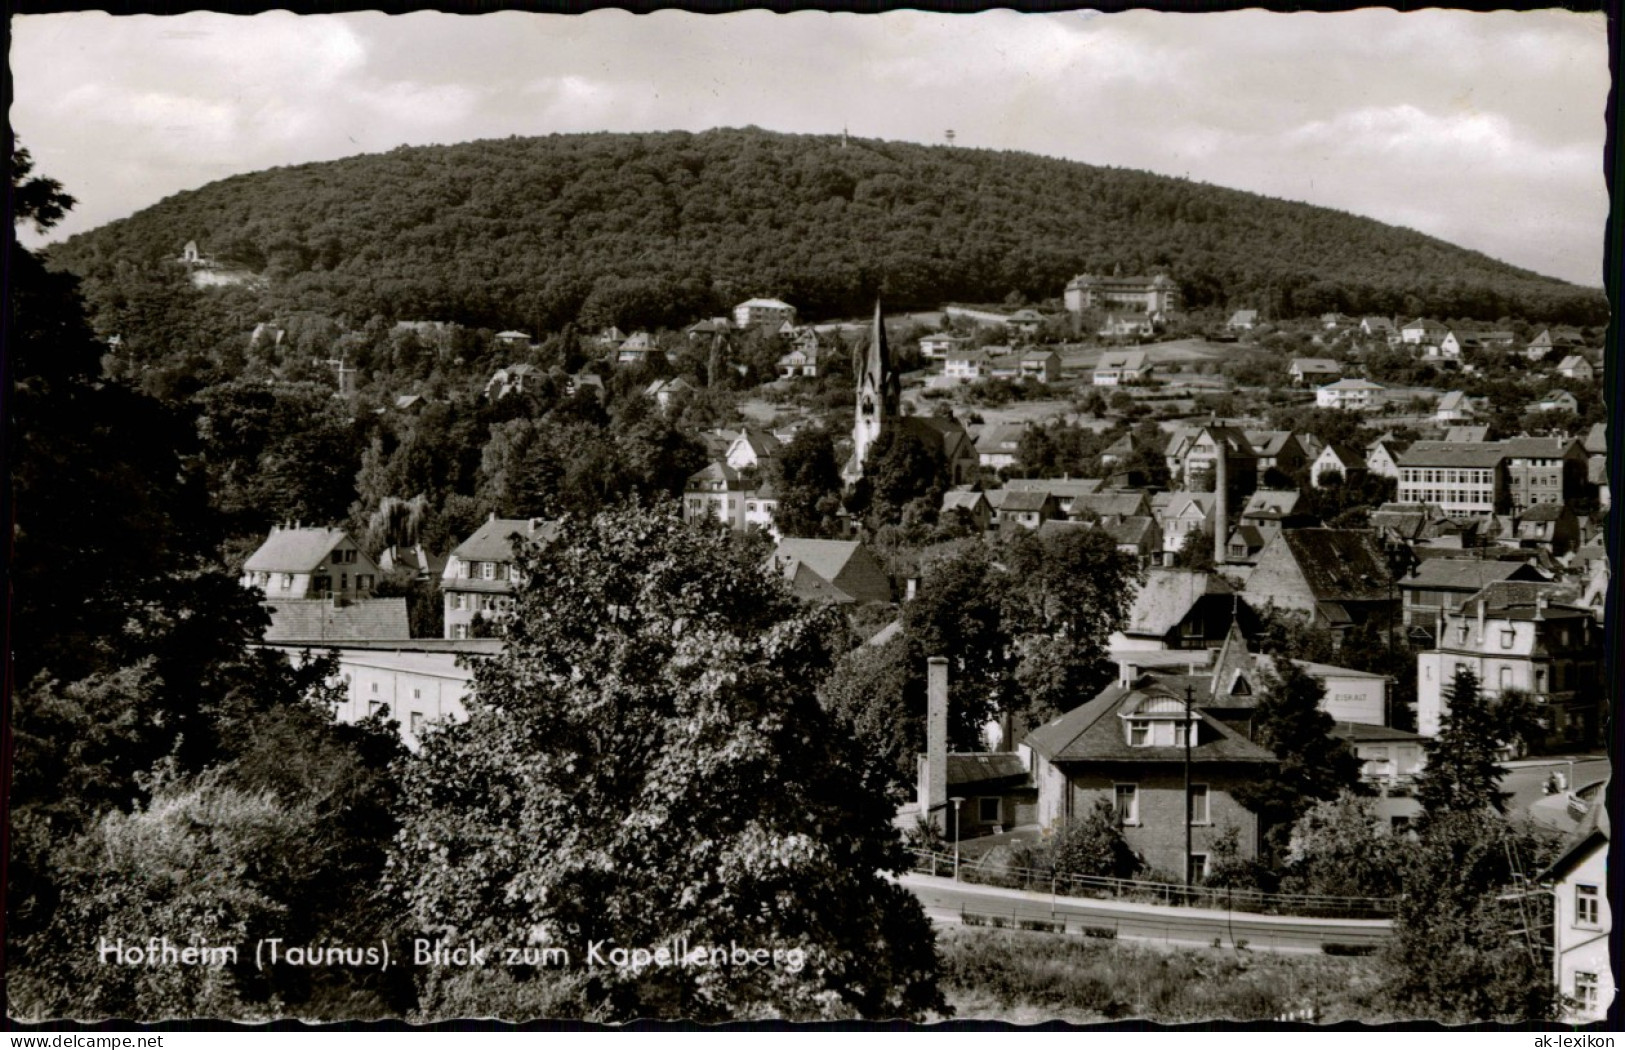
900,873,1391,954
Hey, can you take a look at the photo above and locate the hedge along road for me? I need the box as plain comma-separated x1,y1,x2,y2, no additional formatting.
898,873,1392,954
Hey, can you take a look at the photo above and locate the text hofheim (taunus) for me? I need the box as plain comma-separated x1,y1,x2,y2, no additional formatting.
96,936,807,973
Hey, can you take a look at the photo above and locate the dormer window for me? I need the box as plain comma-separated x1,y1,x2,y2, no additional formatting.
1129,721,1149,746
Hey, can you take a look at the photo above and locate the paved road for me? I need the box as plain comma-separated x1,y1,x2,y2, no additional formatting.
900,873,1391,954
1501,756,1610,833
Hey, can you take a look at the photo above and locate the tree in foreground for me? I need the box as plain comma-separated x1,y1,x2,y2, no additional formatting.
1231,660,1362,860
1381,809,1559,1022
388,504,946,1021
1049,798,1141,880
1415,667,1513,816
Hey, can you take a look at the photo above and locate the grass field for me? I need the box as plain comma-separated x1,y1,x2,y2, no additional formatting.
936,926,1398,1025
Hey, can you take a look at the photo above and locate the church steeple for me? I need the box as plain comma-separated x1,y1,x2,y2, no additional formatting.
1209,606,1252,699
845,300,900,484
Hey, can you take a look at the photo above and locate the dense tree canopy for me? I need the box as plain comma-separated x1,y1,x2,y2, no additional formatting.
387,504,946,1021
49,129,1605,335
10,150,412,1021
1231,660,1362,857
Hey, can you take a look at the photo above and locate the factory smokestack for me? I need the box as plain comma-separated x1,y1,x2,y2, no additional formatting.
919,657,950,831
1213,427,1229,568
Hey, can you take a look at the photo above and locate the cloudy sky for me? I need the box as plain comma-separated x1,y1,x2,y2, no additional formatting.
11,9,1611,285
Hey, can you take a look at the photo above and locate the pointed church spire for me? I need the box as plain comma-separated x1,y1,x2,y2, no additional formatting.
844,299,899,485
865,299,890,392
1209,611,1252,699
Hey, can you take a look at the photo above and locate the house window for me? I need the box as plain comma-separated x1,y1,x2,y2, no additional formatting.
1174,721,1192,748
1500,629,1515,649
370,682,378,694
1113,784,1139,825
412,688,422,700
481,562,496,581
1576,885,1600,927
1536,669,1547,692
978,798,1001,824
1499,667,1512,689
1187,853,1209,883
410,712,424,733
1574,972,1599,1013
357,575,373,592
1189,785,1210,825
1129,721,1149,746
453,624,469,640
281,573,295,590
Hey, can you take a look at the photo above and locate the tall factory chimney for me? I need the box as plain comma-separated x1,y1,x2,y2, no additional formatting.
919,657,950,831
1213,426,1230,568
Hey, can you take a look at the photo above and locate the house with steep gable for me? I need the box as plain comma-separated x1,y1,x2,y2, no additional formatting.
1241,529,1395,636
441,517,557,639
769,538,892,605
1025,674,1276,880
243,525,379,603
1541,802,1613,1023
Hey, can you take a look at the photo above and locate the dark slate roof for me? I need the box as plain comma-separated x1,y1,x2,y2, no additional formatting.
1461,579,1585,616
1242,489,1303,518
451,517,558,563
1519,503,1571,523
1008,477,1104,499
1400,558,1543,592
1228,525,1265,550
1396,441,1506,468
772,538,891,605
946,752,1033,791
244,527,350,573
1025,681,1275,764
1123,568,1229,636
1279,529,1393,601
1330,723,1425,744
1244,431,1298,458
1036,519,1093,541
1073,492,1149,519
1501,436,1584,460
262,598,411,643
997,490,1054,513
1105,515,1158,548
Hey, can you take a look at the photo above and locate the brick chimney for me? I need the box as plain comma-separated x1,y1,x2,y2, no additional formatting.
1213,430,1229,567
919,657,950,831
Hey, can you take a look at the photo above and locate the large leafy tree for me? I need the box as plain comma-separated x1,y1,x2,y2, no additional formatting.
9,149,411,1021
1231,660,1362,858
1382,810,1559,1022
1279,792,1403,900
1003,526,1143,729
388,504,946,1021
768,427,845,538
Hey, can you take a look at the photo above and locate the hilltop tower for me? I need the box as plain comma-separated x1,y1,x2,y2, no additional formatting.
846,301,900,484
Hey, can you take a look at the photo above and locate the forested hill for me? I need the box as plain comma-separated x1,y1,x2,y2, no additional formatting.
49,127,1606,329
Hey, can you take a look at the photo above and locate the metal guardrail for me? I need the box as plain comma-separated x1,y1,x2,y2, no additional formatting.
909,848,1397,919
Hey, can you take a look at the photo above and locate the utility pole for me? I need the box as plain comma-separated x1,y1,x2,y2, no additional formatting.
1184,684,1195,890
